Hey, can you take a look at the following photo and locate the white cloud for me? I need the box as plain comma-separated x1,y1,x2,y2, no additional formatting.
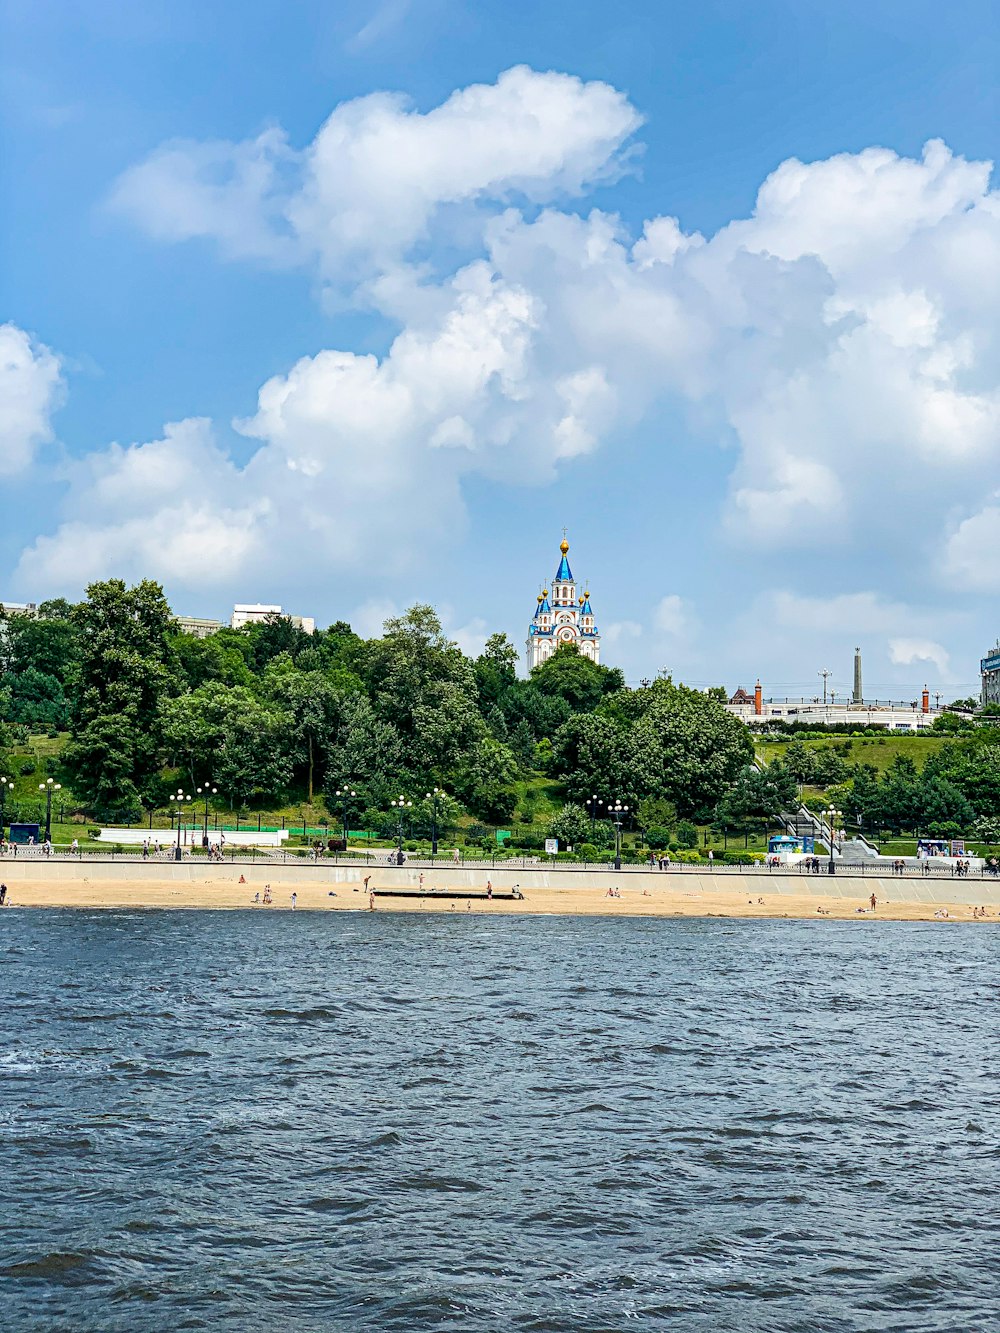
110,66,642,287
17,419,264,589
944,500,1000,590
888,637,951,677
653,594,691,636
29,72,1000,611
603,620,643,645
0,323,63,473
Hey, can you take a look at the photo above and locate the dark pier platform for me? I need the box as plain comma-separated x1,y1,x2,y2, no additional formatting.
372,888,523,901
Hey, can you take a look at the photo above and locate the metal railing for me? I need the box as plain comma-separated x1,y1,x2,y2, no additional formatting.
2,844,997,880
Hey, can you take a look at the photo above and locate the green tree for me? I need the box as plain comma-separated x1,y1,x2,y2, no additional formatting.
63,714,143,819
631,682,754,817
68,579,181,803
716,763,797,831
474,633,519,711
453,736,518,822
547,802,592,850
783,740,816,782
265,668,342,802
530,642,624,712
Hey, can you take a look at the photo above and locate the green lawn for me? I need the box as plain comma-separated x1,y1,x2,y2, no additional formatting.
756,733,948,774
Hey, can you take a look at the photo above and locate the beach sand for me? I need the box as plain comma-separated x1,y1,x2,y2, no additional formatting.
1,871,994,921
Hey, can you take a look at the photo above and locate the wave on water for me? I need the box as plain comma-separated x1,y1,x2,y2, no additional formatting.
1,912,996,1333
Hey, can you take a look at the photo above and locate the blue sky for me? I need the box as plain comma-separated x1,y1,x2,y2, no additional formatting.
2,0,998,696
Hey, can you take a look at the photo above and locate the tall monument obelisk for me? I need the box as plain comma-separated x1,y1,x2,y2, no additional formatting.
852,647,863,705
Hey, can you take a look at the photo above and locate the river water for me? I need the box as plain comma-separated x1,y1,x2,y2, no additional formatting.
1,910,997,1331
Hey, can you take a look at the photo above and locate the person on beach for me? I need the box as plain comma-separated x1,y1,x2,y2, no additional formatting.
291,892,297,910
369,890,375,911
263,885,272,904
512,884,523,899
253,892,260,904
870,893,877,911
0,884,7,906
238,874,246,884
364,875,371,893
487,883,493,900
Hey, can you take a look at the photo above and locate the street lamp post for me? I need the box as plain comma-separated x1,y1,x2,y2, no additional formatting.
424,787,443,857
610,799,629,871
823,805,842,875
38,777,62,843
1,778,14,834
172,789,192,861
334,787,357,846
585,795,604,840
196,784,217,848
391,796,412,866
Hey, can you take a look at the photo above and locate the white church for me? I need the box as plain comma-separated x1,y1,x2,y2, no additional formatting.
526,538,601,671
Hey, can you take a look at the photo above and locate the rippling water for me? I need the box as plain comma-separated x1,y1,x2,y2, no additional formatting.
1,911,998,1331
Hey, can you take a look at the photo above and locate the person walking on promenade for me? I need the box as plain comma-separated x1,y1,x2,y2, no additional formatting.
708,849,714,870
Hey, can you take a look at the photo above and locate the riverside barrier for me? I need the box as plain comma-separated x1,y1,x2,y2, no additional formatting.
1,849,998,885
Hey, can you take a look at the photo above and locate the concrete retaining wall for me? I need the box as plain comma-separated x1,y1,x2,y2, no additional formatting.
3,859,998,904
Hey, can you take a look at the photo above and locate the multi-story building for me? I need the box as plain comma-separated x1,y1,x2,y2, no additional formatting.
231,603,315,635
0,601,38,618
526,538,600,671
982,641,1000,706
175,615,224,639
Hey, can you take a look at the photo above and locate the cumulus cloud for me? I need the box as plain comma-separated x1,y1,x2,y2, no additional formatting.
29,71,1000,611
110,66,642,286
0,323,63,472
944,500,1000,590
17,419,264,588
888,637,951,677
653,594,692,637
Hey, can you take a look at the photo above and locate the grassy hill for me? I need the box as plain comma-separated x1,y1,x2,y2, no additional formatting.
756,733,948,774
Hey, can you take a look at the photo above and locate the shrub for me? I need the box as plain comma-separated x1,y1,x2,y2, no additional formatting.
19,759,36,776
646,826,673,850
675,820,698,849
676,848,703,864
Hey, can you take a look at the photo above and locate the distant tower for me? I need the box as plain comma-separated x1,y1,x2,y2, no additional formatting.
853,647,863,705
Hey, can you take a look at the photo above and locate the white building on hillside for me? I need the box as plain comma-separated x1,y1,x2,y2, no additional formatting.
231,603,315,634
726,680,941,731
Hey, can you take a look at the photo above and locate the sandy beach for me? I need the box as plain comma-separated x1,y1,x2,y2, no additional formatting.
1,865,997,921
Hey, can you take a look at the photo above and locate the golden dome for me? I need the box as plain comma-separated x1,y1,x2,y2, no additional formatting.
578,596,585,604
537,594,544,603
542,589,549,597
560,538,569,554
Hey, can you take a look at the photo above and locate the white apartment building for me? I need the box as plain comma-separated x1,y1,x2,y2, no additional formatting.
231,603,315,634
